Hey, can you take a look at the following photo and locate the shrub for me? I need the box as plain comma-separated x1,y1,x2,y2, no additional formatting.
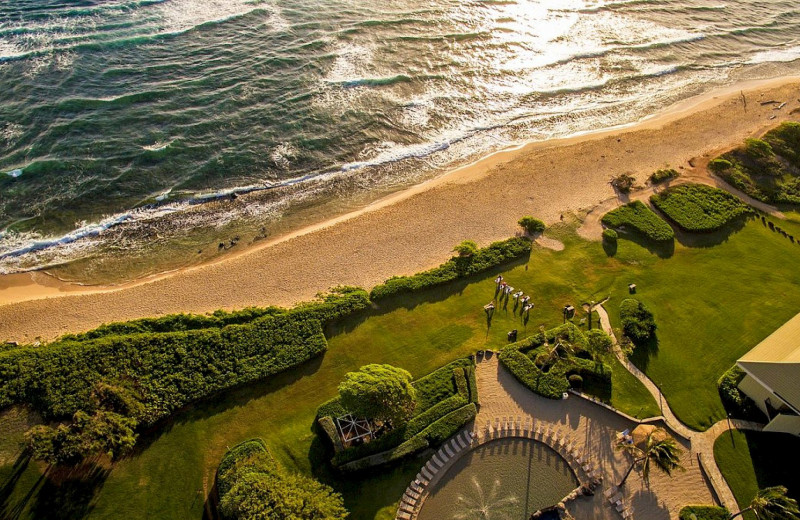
601,201,675,242
518,216,546,235
611,173,636,193
568,374,583,389
619,298,656,343
650,184,750,232
370,237,531,300
452,240,478,257
678,505,730,520
217,439,348,520
602,229,618,242
708,158,732,173
650,168,679,184
717,365,766,422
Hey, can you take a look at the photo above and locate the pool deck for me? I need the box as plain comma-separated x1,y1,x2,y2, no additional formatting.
473,354,716,520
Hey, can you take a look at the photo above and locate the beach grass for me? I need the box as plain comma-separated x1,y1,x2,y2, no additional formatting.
713,429,800,520
2,215,800,519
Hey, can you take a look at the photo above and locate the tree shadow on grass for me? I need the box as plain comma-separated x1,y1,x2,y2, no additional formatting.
628,333,659,374
28,464,110,520
617,231,675,259
674,216,748,249
326,254,531,339
602,239,618,257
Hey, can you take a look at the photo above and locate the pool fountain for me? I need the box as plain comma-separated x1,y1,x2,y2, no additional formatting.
416,437,578,520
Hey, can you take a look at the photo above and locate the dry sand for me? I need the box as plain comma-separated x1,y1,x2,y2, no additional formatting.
3,76,800,341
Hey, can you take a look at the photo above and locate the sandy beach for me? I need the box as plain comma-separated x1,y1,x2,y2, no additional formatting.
2,76,800,342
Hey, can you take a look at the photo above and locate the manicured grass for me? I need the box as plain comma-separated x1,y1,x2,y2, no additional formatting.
2,214,799,519
714,429,800,520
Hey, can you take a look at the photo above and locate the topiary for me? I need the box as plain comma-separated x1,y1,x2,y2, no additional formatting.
602,229,618,242
518,216,546,235
568,374,583,389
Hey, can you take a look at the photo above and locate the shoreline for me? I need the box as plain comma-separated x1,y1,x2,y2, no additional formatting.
2,75,800,341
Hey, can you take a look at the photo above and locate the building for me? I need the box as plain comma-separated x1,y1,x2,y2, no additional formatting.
737,312,800,436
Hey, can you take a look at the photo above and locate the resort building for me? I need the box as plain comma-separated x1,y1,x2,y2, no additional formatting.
737,312,800,436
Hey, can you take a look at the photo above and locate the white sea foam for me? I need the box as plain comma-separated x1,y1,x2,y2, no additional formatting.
748,45,800,65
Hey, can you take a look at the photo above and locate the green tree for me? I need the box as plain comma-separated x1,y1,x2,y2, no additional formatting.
518,216,546,235
616,427,683,487
729,486,799,520
338,364,417,425
586,329,613,361
452,240,478,257
25,410,137,465
619,298,657,343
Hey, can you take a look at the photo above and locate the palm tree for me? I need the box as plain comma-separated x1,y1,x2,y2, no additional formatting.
729,486,799,519
616,428,683,488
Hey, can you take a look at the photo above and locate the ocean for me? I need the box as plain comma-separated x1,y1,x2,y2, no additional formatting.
1,0,800,282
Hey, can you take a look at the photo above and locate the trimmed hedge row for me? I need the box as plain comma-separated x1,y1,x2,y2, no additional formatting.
678,506,730,520
0,288,370,425
317,359,478,469
370,237,531,300
650,184,750,232
499,323,611,400
601,201,675,242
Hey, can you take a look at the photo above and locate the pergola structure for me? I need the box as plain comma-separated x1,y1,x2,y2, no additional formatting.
336,414,373,445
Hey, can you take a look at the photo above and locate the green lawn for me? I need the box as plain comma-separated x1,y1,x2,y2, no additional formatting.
714,429,800,520
1,214,799,520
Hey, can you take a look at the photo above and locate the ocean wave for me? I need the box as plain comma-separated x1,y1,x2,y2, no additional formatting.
748,44,800,64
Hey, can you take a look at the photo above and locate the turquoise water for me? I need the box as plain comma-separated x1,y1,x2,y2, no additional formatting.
417,438,578,520
2,0,800,279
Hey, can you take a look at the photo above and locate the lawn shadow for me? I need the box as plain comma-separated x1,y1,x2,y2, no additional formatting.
628,333,659,373
26,464,110,520
618,231,675,258
131,354,326,455
602,238,618,257
742,430,800,501
674,216,748,249
0,453,36,519
326,254,531,339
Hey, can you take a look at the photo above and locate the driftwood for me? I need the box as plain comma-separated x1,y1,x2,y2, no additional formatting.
775,102,787,110
760,100,780,105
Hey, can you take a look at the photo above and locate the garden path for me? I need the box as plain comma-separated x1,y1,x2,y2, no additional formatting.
595,303,764,514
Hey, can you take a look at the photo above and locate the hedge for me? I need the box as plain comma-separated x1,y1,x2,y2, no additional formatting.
317,359,477,468
650,184,750,232
678,505,730,520
650,168,679,184
619,298,656,344
601,201,675,242
499,323,611,400
0,288,370,425
370,237,531,300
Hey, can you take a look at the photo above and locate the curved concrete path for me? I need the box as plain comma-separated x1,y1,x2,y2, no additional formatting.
595,303,764,513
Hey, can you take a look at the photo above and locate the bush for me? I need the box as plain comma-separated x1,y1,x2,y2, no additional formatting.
452,240,478,257
717,365,766,422
602,229,618,242
650,168,679,184
708,158,733,173
611,173,636,193
650,184,750,232
518,216,546,235
678,505,730,520
619,298,656,343
370,237,531,301
601,201,675,242
217,439,348,520
338,364,417,425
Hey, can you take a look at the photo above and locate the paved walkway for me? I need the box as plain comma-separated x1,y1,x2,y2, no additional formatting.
595,303,764,513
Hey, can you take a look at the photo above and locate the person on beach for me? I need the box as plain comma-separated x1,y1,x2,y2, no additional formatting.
495,275,503,286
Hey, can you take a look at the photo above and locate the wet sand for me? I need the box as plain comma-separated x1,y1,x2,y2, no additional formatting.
2,76,800,341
